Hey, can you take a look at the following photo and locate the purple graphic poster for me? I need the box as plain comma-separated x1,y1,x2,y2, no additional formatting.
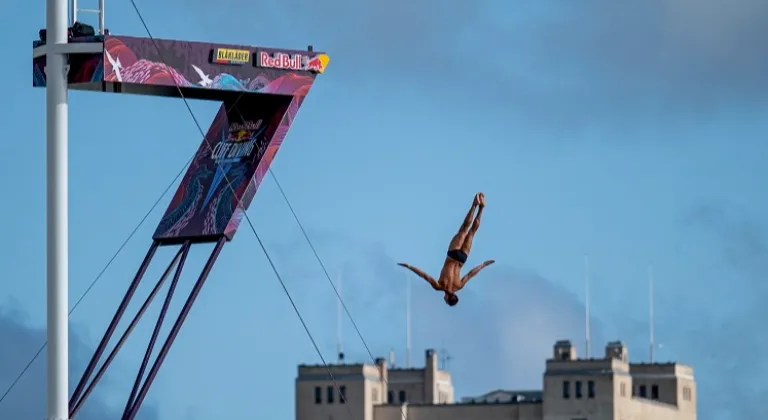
153,94,299,244
102,35,323,96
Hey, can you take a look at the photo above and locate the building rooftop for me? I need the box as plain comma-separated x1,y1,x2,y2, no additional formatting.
294,340,697,420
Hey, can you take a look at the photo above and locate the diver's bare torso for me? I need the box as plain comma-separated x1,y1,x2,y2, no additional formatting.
437,258,462,293
398,193,495,306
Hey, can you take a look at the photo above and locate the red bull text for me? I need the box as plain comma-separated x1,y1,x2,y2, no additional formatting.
258,51,325,73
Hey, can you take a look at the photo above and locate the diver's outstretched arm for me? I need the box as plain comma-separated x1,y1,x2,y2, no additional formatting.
457,260,495,290
398,263,441,290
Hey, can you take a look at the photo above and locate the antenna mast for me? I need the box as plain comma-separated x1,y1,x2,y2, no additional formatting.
584,255,591,358
336,272,344,363
649,264,655,363
440,348,453,371
406,273,412,368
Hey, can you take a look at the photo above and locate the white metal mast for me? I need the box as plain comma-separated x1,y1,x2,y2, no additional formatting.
46,1,108,418
47,0,69,417
649,264,655,363
584,255,591,359
336,273,343,363
406,274,412,368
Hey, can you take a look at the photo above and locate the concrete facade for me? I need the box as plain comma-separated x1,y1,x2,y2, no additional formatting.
295,340,696,420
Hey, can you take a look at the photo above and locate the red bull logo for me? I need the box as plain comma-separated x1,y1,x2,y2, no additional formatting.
257,51,329,73
211,120,264,162
229,130,250,142
305,56,325,73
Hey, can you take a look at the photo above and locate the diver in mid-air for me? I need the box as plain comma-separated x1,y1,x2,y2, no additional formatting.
398,192,494,306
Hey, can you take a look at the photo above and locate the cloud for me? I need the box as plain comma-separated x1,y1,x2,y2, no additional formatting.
273,230,605,395
529,1,768,98
198,0,768,127
263,207,768,418
682,200,767,272
0,302,160,420
675,200,768,419
415,266,607,393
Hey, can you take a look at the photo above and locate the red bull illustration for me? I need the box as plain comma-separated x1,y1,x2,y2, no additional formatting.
153,95,293,243
210,121,264,163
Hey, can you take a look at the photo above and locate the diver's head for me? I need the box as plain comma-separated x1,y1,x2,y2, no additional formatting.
444,293,459,306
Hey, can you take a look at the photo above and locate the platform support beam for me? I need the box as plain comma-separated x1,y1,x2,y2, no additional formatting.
70,243,159,407
46,0,70,417
124,238,225,420
69,244,188,418
67,240,225,418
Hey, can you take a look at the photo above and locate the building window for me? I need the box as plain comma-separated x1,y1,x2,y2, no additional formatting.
620,382,626,397
387,391,393,403
399,390,407,403
587,380,595,398
314,386,322,404
372,388,379,403
327,386,334,403
339,386,347,403
575,381,583,399
639,385,647,398
651,384,659,400
683,386,692,401
562,381,570,399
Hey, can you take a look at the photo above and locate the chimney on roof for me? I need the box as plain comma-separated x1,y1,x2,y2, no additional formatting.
605,341,628,362
553,340,577,361
375,357,388,382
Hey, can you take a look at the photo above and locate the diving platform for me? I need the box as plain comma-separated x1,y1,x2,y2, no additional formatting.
32,32,329,244
33,27,329,419
33,34,328,100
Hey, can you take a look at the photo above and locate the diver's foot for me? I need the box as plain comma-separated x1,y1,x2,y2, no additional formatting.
477,192,486,207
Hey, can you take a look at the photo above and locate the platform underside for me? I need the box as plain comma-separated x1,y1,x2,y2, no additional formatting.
33,34,328,99
54,80,288,102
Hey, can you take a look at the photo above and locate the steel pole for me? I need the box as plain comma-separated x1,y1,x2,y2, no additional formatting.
46,0,70,416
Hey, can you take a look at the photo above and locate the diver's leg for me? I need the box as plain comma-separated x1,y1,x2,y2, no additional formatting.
459,204,483,254
460,194,481,232
449,195,480,250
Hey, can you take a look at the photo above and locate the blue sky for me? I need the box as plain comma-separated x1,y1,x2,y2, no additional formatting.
1,0,768,419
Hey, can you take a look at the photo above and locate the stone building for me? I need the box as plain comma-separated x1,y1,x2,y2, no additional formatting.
295,340,696,420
